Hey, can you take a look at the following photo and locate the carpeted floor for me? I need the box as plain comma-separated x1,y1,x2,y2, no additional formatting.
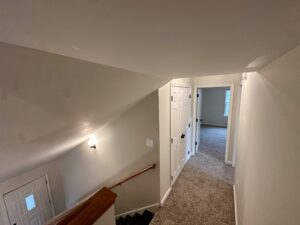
150,125,235,225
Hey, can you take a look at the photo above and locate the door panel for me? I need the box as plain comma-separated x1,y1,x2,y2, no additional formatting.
4,176,53,225
171,85,192,186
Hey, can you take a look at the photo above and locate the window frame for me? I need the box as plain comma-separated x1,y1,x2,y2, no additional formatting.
224,89,231,117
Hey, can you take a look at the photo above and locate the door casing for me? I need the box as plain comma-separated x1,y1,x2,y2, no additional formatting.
192,84,235,165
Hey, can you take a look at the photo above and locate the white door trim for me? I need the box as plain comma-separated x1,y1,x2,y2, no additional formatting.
192,84,235,165
45,174,55,217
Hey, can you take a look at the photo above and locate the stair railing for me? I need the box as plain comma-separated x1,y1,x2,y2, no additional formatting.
46,163,156,225
109,163,156,189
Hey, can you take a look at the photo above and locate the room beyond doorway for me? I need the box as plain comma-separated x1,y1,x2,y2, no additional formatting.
195,86,233,165
198,125,234,184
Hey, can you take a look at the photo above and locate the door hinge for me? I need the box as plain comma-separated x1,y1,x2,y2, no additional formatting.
195,141,197,146
45,179,48,184
197,93,199,98
189,94,191,99
171,138,173,143
171,96,174,101
196,118,199,122
188,151,190,154
188,123,190,127
171,176,173,181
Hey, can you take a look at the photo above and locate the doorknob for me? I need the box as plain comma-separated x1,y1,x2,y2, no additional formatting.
181,134,185,139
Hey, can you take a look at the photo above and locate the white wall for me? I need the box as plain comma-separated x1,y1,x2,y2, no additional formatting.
201,87,229,127
158,78,193,205
57,91,160,214
0,42,168,182
193,74,242,162
93,205,116,225
0,161,66,225
235,46,300,225
158,83,171,204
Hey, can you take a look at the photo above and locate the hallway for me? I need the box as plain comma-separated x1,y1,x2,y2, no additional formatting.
151,125,235,225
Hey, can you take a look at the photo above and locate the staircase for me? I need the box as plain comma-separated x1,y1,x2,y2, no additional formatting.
116,210,154,225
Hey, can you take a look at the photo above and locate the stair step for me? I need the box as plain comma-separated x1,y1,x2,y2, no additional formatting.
134,214,146,225
116,210,154,225
128,213,141,225
124,215,133,225
141,210,154,225
116,217,125,225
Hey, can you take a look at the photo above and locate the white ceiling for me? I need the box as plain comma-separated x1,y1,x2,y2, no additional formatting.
0,0,299,181
0,0,299,77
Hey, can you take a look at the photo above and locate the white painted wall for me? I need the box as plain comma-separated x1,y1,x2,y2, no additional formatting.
158,78,193,205
158,83,171,204
201,87,229,127
234,46,300,225
57,91,160,214
0,161,66,225
93,205,116,225
193,74,242,162
0,89,163,224
0,42,168,183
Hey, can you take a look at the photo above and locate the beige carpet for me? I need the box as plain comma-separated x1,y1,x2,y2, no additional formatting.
150,126,235,225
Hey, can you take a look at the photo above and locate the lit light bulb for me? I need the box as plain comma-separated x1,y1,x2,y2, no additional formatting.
88,135,97,149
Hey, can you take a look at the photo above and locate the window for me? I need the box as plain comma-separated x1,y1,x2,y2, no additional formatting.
224,89,231,117
25,194,36,211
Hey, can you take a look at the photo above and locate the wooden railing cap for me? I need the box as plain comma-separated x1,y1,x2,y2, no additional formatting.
46,187,116,225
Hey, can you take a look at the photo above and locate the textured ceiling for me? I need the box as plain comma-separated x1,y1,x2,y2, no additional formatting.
0,0,299,77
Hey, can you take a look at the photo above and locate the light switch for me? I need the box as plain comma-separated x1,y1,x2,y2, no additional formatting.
146,139,154,148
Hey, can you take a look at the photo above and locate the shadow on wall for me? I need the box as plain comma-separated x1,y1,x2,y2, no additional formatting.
56,91,160,215
234,46,300,225
0,42,168,183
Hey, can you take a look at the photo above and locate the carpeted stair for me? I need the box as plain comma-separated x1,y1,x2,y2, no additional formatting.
116,210,154,225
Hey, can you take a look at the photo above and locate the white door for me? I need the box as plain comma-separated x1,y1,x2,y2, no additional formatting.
195,88,202,153
4,176,54,225
171,84,192,186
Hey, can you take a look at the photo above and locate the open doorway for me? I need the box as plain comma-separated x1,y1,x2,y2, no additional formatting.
195,86,233,165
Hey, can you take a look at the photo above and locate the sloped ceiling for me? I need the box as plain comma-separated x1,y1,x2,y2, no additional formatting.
0,43,169,181
0,0,299,76
0,0,299,181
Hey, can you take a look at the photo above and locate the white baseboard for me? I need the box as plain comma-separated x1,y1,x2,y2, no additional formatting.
225,160,233,166
201,122,227,128
115,203,160,219
233,185,238,225
160,187,172,206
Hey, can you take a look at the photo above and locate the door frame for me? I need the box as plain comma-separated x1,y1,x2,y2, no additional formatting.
194,88,202,154
192,84,235,165
0,174,55,225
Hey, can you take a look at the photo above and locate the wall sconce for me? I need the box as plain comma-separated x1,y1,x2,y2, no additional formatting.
88,135,97,149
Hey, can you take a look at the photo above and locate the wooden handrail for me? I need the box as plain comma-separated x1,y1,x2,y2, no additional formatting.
46,163,155,225
67,187,116,225
46,187,116,225
109,163,156,189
